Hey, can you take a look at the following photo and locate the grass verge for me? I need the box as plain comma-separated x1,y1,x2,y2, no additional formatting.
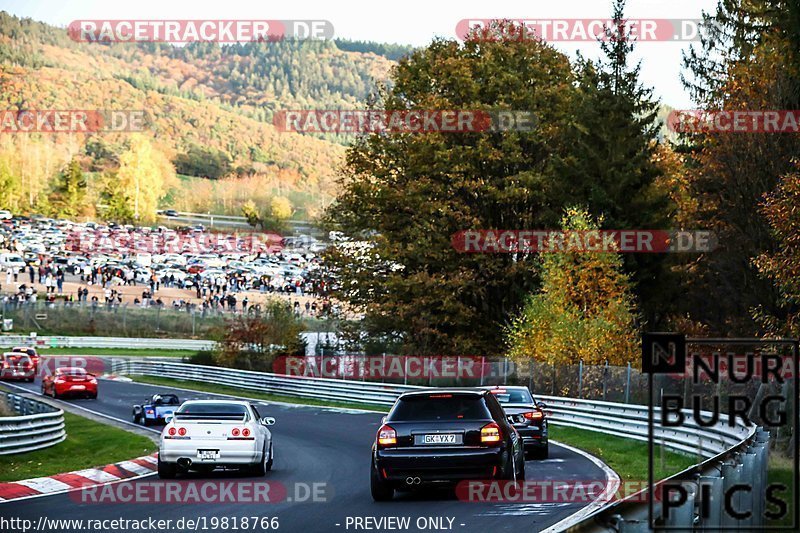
0,411,156,482
35,347,196,358
546,425,699,481
767,454,794,526
130,375,390,412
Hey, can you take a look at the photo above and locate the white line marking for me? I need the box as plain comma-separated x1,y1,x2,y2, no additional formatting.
0,473,158,504
16,477,73,493
538,440,622,533
116,461,156,475
70,469,120,483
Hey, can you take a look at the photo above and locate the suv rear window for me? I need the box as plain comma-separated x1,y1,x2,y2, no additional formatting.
388,394,491,421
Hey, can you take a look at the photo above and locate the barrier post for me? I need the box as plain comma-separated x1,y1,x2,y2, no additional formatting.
625,362,631,403
741,451,758,528
665,481,697,528
698,473,723,530
721,459,743,529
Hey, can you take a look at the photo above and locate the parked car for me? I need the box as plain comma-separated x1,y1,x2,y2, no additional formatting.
370,388,525,501
158,400,275,478
482,386,549,459
41,367,98,399
0,352,35,382
133,393,181,426
164,209,179,217
0,210,12,220
0,252,26,270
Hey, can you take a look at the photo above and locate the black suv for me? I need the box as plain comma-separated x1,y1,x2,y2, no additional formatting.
371,388,525,501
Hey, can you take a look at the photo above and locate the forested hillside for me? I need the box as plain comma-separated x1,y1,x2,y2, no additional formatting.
0,12,400,219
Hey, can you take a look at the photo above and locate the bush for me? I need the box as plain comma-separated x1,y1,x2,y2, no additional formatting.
184,350,217,366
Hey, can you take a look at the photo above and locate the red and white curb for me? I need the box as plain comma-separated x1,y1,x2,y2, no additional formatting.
0,453,157,502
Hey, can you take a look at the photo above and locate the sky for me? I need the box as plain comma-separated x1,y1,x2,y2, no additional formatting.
0,0,719,107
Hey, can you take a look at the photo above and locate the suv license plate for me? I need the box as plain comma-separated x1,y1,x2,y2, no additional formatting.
417,434,460,445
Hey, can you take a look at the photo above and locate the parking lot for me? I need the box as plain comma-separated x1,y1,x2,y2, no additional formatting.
0,215,337,317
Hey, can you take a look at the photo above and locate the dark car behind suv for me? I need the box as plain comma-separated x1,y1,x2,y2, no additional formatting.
482,386,549,459
371,388,525,501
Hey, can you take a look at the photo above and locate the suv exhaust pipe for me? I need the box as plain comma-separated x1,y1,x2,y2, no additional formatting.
405,477,421,485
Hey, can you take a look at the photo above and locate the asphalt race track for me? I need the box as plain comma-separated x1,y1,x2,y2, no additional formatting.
0,378,609,533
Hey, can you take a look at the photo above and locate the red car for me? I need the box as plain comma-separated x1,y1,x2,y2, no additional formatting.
11,346,40,375
0,352,36,382
42,367,98,399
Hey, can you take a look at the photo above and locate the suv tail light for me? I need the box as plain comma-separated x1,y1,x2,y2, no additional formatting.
481,422,502,445
377,424,397,448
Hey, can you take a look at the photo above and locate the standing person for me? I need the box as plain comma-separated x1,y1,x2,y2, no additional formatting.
5,268,11,287
56,269,64,294
28,264,34,284
45,273,53,294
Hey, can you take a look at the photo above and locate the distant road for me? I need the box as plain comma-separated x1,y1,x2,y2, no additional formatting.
157,211,317,235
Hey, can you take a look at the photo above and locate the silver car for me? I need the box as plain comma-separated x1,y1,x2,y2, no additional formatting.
158,400,275,478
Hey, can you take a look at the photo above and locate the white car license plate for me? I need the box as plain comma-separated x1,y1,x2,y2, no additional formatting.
197,450,220,460
70,385,86,390
419,434,459,445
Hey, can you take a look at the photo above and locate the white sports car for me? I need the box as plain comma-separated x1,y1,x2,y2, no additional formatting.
158,400,275,478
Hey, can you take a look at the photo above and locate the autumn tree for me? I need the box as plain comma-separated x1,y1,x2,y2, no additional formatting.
505,208,640,366
116,134,176,223
213,300,305,371
102,171,135,223
241,196,292,233
51,158,87,218
324,22,580,355
560,0,674,327
754,161,800,335
676,0,800,334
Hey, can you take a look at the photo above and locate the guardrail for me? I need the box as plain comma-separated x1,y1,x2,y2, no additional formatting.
117,360,753,458
117,359,763,530
0,391,66,455
0,335,215,351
